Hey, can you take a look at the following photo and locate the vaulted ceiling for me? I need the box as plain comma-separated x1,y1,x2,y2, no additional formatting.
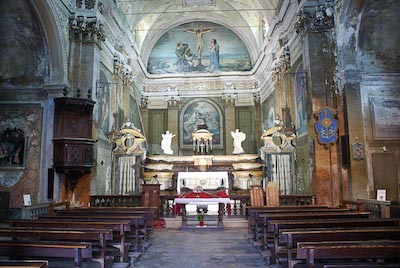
116,0,281,65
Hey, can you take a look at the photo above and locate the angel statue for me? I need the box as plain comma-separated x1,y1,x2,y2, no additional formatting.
161,130,176,155
231,129,246,154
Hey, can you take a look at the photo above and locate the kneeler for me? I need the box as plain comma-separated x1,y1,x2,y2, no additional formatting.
250,187,264,206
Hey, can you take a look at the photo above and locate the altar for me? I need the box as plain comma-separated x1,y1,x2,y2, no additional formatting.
174,197,231,230
177,171,229,194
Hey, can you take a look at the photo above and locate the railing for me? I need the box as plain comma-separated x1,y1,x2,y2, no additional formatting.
20,201,72,219
279,194,317,206
21,203,50,219
229,194,250,216
358,199,391,218
90,195,142,207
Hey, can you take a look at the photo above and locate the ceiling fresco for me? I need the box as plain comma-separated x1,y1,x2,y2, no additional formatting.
147,21,252,75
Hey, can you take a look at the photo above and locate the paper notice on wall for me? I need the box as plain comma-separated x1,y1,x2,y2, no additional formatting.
377,189,386,201
23,194,31,206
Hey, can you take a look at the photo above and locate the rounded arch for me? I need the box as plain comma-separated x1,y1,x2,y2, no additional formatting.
141,17,259,68
179,98,224,149
30,0,65,84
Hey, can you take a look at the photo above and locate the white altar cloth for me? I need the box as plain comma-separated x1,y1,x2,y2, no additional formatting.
174,197,231,205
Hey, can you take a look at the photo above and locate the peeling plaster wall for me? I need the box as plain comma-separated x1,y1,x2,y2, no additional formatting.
0,0,49,87
335,0,400,201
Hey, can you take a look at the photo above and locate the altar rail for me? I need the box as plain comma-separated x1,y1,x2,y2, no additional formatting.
20,201,70,219
90,194,318,217
90,194,142,207
342,199,392,218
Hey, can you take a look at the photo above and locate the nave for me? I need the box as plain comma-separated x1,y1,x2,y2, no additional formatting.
134,228,265,268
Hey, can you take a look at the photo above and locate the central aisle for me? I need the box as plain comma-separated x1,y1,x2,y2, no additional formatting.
134,228,265,268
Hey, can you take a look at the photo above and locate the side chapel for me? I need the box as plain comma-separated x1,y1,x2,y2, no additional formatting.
0,0,399,216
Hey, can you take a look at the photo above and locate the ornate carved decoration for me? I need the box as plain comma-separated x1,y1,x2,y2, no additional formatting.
113,50,135,85
271,47,291,82
70,15,105,45
295,1,335,35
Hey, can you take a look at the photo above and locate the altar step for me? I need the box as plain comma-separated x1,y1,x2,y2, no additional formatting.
163,215,247,229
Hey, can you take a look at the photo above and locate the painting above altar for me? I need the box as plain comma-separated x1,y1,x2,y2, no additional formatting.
180,99,223,148
147,21,252,74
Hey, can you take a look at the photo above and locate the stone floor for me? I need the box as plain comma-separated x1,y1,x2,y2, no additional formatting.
133,228,266,268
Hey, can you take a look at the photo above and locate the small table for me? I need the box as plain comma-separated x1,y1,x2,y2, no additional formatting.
174,197,231,229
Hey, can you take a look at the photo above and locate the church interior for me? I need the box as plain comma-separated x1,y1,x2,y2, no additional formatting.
0,0,400,267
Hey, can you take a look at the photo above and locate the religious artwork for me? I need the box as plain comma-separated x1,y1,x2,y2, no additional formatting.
314,106,338,145
294,63,307,136
261,91,276,131
147,21,252,74
180,99,222,148
231,129,246,154
161,131,176,155
370,96,400,140
352,142,364,160
129,95,143,131
0,128,26,166
94,71,110,136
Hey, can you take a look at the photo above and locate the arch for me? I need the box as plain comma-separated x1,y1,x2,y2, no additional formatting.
145,21,253,75
180,98,224,149
30,0,65,84
141,17,259,68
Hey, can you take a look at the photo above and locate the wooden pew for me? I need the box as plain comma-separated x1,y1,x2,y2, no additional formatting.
257,211,371,265
297,240,400,268
39,214,144,252
280,227,400,268
55,207,154,239
268,218,400,254
260,211,370,245
247,206,343,240
0,227,115,268
0,260,48,268
0,240,92,268
8,219,131,263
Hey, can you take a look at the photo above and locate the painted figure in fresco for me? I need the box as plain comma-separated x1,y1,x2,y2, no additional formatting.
184,28,215,60
161,130,176,155
209,38,220,69
231,129,246,154
174,42,194,72
184,48,194,68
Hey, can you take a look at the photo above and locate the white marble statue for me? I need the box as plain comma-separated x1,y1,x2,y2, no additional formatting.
231,129,246,154
161,130,175,155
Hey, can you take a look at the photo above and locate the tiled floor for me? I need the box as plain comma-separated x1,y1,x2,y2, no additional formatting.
134,228,266,268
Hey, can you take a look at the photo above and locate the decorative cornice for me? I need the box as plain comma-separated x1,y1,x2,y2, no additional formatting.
142,81,258,93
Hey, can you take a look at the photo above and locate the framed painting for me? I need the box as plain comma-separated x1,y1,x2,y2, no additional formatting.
294,63,307,136
180,99,223,148
261,91,276,131
370,96,400,140
0,127,27,167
